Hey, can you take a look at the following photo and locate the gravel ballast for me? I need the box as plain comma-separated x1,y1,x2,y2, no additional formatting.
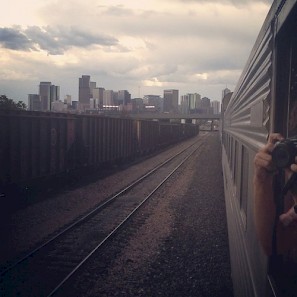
77,132,233,297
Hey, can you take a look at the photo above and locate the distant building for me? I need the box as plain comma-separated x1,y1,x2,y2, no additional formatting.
201,97,213,114
72,101,79,110
180,95,190,114
92,87,105,109
163,89,179,113
180,93,201,114
50,85,60,101
118,90,131,106
103,90,114,106
39,82,51,111
78,75,92,111
222,92,233,113
64,95,72,107
28,94,41,111
131,98,144,112
143,95,163,112
51,100,66,112
222,87,231,99
211,100,220,114
39,82,60,111
90,81,96,92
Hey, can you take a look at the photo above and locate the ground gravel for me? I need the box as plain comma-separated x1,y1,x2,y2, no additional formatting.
86,132,233,297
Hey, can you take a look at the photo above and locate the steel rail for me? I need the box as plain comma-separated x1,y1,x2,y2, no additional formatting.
47,139,203,297
0,136,201,277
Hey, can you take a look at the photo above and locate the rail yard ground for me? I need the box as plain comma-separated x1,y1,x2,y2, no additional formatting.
0,132,233,296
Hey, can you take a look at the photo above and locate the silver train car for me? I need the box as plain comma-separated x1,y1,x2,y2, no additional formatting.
221,0,297,296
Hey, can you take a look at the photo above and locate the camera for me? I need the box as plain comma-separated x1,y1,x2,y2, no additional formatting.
272,137,297,168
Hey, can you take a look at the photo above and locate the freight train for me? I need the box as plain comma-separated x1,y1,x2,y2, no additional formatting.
0,110,199,192
221,0,297,296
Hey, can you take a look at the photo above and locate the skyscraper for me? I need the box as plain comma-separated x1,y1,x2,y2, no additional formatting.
163,89,179,113
50,85,60,102
201,97,212,114
118,90,131,106
39,82,60,111
79,75,91,110
28,94,41,111
222,87,231,99
211,100,220,114
92,87,105,109
39,82,51,111
103,90,114,106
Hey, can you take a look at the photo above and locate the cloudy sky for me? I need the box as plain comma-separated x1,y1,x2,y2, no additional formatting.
0,0,273,104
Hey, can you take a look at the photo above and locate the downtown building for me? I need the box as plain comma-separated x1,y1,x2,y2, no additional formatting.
78,75,93,111
211,100,221,114
222,87,231,99
28,94,41,111
118,90,131,106
180,93,201,114
28,82,60,111
163,89,179,113
92,87,105,109
39,82,60,111
201,97,213,114
143,95,163,112
78,75,132,112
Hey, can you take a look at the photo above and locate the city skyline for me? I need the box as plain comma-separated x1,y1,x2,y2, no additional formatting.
28,76,223,114
0,0,273,104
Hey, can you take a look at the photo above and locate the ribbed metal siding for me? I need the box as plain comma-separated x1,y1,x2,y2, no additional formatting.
224,24,274,150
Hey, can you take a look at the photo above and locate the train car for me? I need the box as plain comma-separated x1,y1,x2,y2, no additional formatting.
134,119,159,155
0,109,77,187
222,1,297,296
77,115,136,167
182,123,200,139
0,111,199,193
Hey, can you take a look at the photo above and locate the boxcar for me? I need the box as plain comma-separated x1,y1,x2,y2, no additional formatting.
0,111,199,192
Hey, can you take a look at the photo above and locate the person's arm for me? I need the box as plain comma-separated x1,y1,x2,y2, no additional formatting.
253,133,283,255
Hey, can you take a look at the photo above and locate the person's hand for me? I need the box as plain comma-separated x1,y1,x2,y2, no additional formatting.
280,205,297,227
254,133,284,180
290,156,297,173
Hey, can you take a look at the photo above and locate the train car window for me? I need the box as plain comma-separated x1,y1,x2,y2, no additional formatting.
234,145,241,203
230,137,234,174
227,135,231,163
232,140,238,183
240,145,248,224
228,137,230,163
228,135,231,165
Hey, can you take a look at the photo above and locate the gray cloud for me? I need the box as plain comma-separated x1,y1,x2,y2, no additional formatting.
0,26,118,55
0,27,36,51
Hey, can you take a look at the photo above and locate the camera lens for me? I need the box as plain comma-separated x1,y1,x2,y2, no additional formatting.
272,141,296,168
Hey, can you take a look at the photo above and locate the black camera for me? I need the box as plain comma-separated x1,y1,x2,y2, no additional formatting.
272,137,297,168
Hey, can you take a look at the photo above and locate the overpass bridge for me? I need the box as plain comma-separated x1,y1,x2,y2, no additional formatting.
128,113,221,131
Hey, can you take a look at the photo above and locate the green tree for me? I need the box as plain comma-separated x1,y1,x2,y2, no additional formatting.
0,95,27,110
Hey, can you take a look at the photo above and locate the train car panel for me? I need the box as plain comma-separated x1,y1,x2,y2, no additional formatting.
222,1,297,296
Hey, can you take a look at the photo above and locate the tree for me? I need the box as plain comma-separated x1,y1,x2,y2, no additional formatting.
0,95,27,110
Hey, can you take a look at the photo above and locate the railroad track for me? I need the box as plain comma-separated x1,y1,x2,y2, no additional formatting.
0,135,206,296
